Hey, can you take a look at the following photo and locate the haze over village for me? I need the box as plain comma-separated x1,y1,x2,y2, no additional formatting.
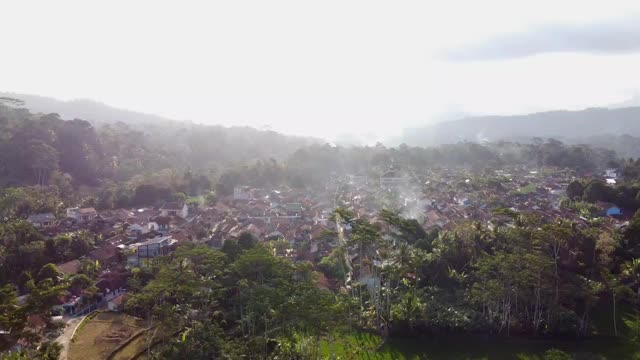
3,1,640,359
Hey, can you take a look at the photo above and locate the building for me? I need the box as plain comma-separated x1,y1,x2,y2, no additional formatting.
136,236,176,259
424,210,446,229
160,202,188,218
596,202,622,217
95,270,128,298
107,294,127,312
56,259,82,276
148,216,171,235
233,186,251,200
27,213,56,228
606,206,622,217
88,245,120,267
349,174,368,186
126,223,147,238
605,168,619,179
66,207,97,223
379,170,407,188
285,203,303,217
456,197,471,206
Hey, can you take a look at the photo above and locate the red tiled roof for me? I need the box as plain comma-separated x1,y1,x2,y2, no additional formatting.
171,233,190,242
57,259,82,275
26,315,46,330
89,245,118,262
160,202,185,210
109,294,127,306
316,272,331,290
96,271,128,293
151,216,171,225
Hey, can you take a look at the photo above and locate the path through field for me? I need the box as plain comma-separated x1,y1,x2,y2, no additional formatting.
56,315,86,360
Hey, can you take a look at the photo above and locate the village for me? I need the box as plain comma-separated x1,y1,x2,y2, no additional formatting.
14,165,627,332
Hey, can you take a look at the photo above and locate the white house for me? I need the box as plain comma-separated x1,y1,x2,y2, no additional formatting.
233,186,251,200
66,207,97,222
27,213,56,228
284,203,303,217
379,170,407,188
148,216,171,235
136,236,176,259
127,223,148,238
107,294,127,312
349,174,368,186
160,202,188,218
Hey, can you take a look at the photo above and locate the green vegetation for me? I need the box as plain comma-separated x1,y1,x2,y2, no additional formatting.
317,332,635,360
103,208,640,358
5,99,640,359
518,183,537,194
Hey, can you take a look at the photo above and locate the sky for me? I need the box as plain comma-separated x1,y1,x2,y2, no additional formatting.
3,0,640,143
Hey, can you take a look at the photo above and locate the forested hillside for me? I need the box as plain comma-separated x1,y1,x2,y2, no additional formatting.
402,107,640,153
0,97,628,215
0,92,176,126
0,99,317,188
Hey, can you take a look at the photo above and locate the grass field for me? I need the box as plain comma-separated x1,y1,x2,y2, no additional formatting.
518,184,537,194
319,331,639,360
68,312,148,360
111,326,163,360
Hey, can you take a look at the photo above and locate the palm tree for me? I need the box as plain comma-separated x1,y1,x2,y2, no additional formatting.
622,258,640,297
393,243,413,274
392,290,425,333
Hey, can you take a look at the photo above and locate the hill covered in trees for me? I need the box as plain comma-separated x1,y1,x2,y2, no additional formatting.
402,107,640,156
0,92,176,127
0,97,318,189
0,95,629,213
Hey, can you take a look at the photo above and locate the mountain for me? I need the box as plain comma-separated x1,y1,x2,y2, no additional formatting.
0,91,320,154
609,94,640,108
401,106,640,146
0,92,184,127
0,93,322,188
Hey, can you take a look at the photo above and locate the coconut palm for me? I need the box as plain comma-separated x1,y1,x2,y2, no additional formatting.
622,258,640,296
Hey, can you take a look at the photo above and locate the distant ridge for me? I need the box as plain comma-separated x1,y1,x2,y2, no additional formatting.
0,92,177,126
0,92,321,144
402,106,640,146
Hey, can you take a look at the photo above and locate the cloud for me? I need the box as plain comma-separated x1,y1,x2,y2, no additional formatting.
444,17,640,61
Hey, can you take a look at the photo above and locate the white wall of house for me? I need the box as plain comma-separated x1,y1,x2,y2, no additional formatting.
65,207,97,222
148,222,159,231
379,177,407,187
234,186,250,200
160,204,188,218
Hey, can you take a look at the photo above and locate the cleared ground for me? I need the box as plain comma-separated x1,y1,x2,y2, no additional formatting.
111,326,162,360
68,312,149,360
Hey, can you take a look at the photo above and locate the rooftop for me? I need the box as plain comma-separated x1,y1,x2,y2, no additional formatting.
76,207,97,214
285,203,303,211
137,236,175,247
160,202,184,210
27,213,56,223
150,216,171,225
57,259,82,275
381,170,402,178
89,245,119,261
109,294,127,306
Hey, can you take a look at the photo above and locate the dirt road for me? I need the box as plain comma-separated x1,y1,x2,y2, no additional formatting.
56,315,85,360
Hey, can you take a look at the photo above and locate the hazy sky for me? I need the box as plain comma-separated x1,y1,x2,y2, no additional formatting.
3,0,640,142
